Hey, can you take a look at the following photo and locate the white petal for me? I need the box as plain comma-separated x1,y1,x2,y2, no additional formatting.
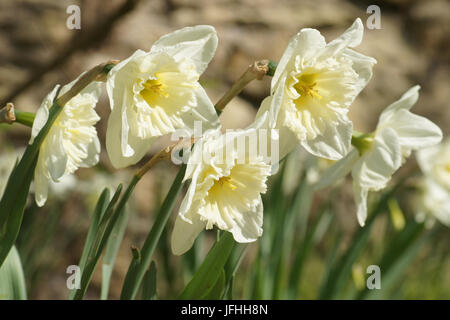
352,127,401,190
353,182,369,226
80,136,101,168
276,124,299,161
243,110,281,170
171,215,206,255
229,197,263,243
256,73,286,128
106,99,128,168
421,178,450,226
268,74,287,127
151,25,218,74
34,159,49,207
256,79,297,160
378,86,420,125
30,85,60,145
106,99,156,168
381,109,442,150
80,80,102,102
178,87,220,133
416,144,440,174
106,49,147,116
342,48,377,96
107,50,147,103
45,129,68,181
322,18,364,57
179,163,204,218
300,115,353,160
106,57,157,168
314,148,359,190
183,127,223,182
271,29,326,92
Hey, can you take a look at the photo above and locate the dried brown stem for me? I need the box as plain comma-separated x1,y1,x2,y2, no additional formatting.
0,103,16,125
214,59,270,112
56,60,118,107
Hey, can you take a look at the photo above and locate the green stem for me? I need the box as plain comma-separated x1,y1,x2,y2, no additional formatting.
351,132,374,156
267,60,278,77
14,110,35,127
178,231,236,299
214,59,276,114
120,164,187,300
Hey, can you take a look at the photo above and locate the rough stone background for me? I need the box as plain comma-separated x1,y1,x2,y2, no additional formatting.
0,0,448,299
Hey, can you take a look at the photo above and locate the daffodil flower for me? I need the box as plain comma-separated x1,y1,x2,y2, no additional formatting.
315,86,442,226
417,138,450,192
30,79,102,207
257,18,376,160
416,138,450,226
171,119,272,255
106,25,220,168
416,178,450,227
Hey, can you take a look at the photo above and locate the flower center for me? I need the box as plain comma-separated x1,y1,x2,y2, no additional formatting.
293,73,322,104
140,76,168,106
210,176,238,195
445,162,450,173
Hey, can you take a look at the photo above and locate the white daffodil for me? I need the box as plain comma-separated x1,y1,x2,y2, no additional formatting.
416,139,450,226
106,25,220,168
315,86,442,226
257,18,376,160
171,120,272,255
416,178,450,227
30,79,102,207
417,138,450,191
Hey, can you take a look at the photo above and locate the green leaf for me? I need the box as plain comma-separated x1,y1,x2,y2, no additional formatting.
120,164,186,300
318,191,391,299
72,182,126,300
287,208,333,299
101,206,129,300
319,229,343,298
141,261,157,300
0,156,37,267
201,269,226,299
222,243,248,299
256,162,286,299
0,101,63,267
179,231,235,300
79,189,110,273
68,188,110,299
357,221,428,299
0,246,27,300
272,169,315,299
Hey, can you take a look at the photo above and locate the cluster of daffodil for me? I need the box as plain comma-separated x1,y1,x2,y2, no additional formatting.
25,18,445,261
